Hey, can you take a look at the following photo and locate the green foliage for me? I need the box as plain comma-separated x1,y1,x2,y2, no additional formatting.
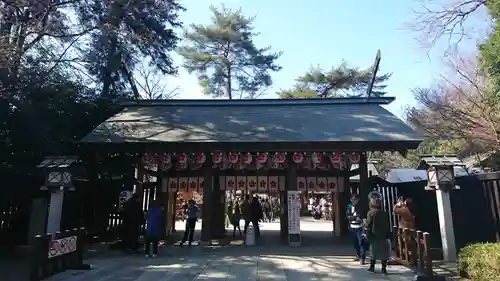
0,1,186,176
75,0,185,97
481,0,500,95
459,243,500,281
278,62,391,99
372,138,460,172
178,5,282,99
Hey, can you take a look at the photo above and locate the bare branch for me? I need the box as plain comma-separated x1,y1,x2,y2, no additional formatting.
407,55,500,151
134,62,179,99
409,0,489,55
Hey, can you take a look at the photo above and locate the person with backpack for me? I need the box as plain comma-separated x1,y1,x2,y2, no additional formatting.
144,200,164,258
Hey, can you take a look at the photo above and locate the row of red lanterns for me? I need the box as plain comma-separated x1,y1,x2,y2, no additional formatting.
142,152,360,165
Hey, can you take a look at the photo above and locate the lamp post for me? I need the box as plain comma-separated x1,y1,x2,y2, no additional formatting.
423,158,460,262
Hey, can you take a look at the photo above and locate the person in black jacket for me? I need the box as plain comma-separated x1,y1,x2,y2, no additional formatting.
346,194,367,264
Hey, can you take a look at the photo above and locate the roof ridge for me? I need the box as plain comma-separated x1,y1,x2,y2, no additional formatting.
119,97,395,107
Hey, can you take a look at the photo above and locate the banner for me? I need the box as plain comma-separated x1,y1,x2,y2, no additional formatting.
287,191,301,235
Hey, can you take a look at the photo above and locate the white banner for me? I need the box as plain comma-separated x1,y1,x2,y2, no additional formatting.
287,191,301,234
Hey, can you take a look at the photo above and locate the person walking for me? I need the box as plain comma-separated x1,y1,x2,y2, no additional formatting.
231,203,243,237
346,194,366,264
180,199,198,247
144,200,164,258
365,197,391,275
242,195,251,233
121,194,144,253
250,197,263,237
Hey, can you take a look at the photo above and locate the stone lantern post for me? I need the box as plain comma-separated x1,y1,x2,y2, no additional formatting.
419,155,462,262
37,156,78,235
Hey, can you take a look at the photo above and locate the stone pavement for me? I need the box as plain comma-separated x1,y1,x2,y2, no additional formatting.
44,245,417,281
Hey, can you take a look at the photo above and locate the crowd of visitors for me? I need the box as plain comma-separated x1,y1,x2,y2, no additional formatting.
226,195,280,238
346,193,416,275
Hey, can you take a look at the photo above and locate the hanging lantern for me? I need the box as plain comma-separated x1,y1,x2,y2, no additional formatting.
195,152,206,164
292,152,304,163
142,153,154,164
177,153,188,164
273,152,286,163
242,152,253,164
257,152,268,164
311,152,323,164
228,152,239,164
329,153,341,164
211,151,223,164
159,153,171,164
350,153,360,163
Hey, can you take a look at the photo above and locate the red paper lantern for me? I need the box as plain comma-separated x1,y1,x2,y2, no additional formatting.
142,153,154,164
195,152,206,164
228,152,239,164
350,153,360,163
292,152,303,163
329,182,336,189
256,152,268,164
212,151,223,164
177,153,187,164
312,152,323,164
330,153,341,163
159,153,171,164
273,152,286,163
242,152,252,164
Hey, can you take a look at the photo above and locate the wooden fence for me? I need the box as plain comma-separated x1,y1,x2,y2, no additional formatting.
0,174,45,250
393,226,433,276
373,171,500,260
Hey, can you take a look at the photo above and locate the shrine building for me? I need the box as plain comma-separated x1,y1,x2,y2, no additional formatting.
80,97,422,241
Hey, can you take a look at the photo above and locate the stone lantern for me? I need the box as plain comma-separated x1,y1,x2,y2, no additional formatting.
418,155,464,262
426,164,458,192
36,156,78,235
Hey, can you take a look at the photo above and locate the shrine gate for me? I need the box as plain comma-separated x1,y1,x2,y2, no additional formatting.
79,97,422,241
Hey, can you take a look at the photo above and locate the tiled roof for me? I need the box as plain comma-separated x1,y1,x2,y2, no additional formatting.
81,98,422,144
417,155,465,169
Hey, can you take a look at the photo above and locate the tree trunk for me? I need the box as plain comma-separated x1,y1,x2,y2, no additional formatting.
100,1,127,97
226,66,232,99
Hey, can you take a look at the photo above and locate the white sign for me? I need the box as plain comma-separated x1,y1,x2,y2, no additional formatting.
48,236,78,258
287,191,301,234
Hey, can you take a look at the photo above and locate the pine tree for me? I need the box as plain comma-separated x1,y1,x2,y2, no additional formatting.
179,5,282,99
278,62,391,98
75,0,185,99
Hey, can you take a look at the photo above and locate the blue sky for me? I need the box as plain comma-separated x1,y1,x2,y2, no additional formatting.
165,0,487,118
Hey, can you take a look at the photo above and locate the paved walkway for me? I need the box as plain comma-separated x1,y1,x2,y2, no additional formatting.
44,245,416,281
1,218,419,281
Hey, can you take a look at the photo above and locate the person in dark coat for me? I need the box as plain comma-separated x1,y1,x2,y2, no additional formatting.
242,195,251,233
121,193,144,253
365,197,391,275
180,199,198,247
231,203,243,237
144,200,164,258
244,196,262,237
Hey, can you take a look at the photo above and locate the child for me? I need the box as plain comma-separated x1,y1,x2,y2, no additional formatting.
144,200,164,258
231,203,243,237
